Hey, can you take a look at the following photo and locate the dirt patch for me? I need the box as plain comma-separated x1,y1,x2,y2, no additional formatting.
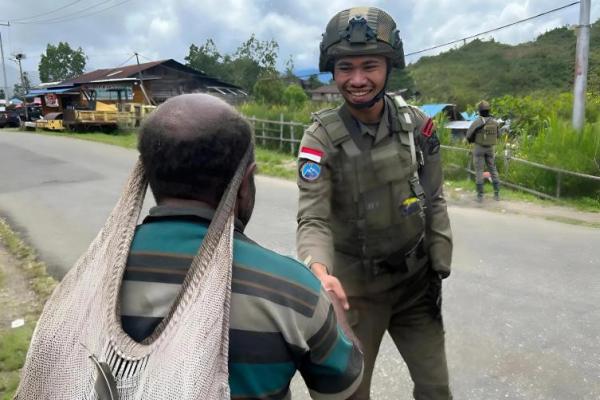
0,247,39,328
0,219,56,399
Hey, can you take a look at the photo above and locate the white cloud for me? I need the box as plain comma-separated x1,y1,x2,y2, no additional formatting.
0,0,595,80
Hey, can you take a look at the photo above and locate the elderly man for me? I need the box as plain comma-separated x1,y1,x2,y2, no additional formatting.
18,94,362,400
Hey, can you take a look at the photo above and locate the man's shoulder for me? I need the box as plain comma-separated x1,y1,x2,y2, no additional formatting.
233,238,322,294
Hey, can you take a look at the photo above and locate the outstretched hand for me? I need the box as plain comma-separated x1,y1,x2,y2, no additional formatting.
310,262,349,310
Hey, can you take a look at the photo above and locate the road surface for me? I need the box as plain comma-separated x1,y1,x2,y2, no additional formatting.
1,131,599,399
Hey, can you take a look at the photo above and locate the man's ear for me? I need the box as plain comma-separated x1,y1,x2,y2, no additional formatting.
238,162,257,199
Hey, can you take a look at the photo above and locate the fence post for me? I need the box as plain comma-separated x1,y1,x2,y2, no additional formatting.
556,172,562,198
261,120,265,147
290,124,295,154
279,113,284,152
503,147,510,176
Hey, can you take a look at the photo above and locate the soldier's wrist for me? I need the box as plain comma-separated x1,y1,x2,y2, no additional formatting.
310,262,329,278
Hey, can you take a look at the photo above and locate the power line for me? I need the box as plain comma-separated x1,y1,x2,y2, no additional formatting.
12,0,128,25
405,1,580,57
8,0,82,23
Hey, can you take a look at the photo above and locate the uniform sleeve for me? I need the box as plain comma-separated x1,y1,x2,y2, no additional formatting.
296,124,336,273
299,287,364,399
410,107,453,278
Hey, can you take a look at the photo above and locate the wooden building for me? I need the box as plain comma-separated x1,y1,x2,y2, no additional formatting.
309,84,342,102
27,59,246,114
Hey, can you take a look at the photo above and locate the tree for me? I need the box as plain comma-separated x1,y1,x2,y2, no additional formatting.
184,39,223,78
185,34,281,92
253,72,285,104
304,74,323,90
0,89,5,100
38,42,86,83
13,72,31,98
283,84,308,108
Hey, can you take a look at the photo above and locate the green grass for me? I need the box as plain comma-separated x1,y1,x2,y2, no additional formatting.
0,219,56,399
255,148,296,180
0,323,35,400
0,220,57,302
34,129,137,149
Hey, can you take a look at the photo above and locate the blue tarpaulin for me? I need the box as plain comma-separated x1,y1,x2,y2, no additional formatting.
461,112,478,121
25,87,78,97
420,104,453,118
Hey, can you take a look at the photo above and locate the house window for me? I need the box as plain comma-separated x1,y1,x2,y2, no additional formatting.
93,88,133,101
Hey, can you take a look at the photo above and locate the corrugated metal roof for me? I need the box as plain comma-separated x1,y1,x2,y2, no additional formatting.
26,87,78,96
445,120,472,130
55,59,241,90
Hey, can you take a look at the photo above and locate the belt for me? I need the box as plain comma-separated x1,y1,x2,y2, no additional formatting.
368,236,427,276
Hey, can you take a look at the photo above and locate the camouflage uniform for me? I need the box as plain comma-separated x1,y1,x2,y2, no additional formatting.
296,9,453,399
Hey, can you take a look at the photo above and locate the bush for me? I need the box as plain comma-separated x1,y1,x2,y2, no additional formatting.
283,84,308,108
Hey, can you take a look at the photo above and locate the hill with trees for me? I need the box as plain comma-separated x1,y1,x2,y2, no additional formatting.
390,20,600,107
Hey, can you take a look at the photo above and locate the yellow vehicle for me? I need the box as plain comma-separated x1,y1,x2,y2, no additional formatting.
37,102,156,132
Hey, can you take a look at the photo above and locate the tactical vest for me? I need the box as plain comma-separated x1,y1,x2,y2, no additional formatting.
313,97,426,262
475,117,499,146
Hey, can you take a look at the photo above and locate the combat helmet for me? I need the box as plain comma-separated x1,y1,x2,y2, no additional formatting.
319,7,405,73
478,100,491,112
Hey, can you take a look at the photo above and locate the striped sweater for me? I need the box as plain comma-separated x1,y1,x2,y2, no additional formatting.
119,206,363,399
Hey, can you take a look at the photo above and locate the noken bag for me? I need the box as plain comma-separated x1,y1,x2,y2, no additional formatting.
16,149,252,400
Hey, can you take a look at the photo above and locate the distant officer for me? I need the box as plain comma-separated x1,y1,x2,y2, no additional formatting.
466,100,501,201
296,7,453,400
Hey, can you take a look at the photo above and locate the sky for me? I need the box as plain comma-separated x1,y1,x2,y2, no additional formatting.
0,0,599,89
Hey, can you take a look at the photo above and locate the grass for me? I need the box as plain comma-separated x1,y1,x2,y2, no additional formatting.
0,218,57,400
0,220,57,302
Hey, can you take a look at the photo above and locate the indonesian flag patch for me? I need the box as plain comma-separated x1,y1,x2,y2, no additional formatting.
299,146,323,163
421,118,435,138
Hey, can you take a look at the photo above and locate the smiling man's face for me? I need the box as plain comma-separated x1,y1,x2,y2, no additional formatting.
333,55,387,107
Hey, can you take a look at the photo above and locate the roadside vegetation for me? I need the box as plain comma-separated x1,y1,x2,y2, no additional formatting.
0,219,57,399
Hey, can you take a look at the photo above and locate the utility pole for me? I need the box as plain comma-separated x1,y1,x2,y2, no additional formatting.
572,0,591,132
0,22,9,101
14,52,28,121
134,52,153,105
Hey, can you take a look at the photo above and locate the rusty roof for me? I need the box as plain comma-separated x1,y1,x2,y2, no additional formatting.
57,59,239,88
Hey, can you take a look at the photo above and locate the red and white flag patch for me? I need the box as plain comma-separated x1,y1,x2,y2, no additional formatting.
299,146,323,163
421,118,435,138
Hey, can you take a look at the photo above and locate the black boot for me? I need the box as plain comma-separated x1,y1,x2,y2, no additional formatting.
476,183,484,203
493,182,500,201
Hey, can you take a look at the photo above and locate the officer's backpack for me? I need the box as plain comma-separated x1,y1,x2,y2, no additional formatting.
475,117,499,146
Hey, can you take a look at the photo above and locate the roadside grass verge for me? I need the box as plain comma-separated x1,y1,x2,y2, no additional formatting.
0,219,57,399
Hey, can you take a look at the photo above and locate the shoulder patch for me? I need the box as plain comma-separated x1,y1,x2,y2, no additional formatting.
299,146,323,163
421,117,435,138
299,160,322,182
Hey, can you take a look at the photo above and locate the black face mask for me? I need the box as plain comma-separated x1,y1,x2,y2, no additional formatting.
340,60,391,110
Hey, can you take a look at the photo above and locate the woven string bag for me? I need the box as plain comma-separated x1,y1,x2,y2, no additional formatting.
16,148,253,400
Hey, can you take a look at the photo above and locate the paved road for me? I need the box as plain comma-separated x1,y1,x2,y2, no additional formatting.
1,131,599,399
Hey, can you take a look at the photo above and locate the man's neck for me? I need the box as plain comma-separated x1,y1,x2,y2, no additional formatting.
346,99,385,124
158,197,216,210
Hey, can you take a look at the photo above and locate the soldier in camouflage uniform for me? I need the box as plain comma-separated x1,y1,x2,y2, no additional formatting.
466,100,501,202
296,7,453,400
